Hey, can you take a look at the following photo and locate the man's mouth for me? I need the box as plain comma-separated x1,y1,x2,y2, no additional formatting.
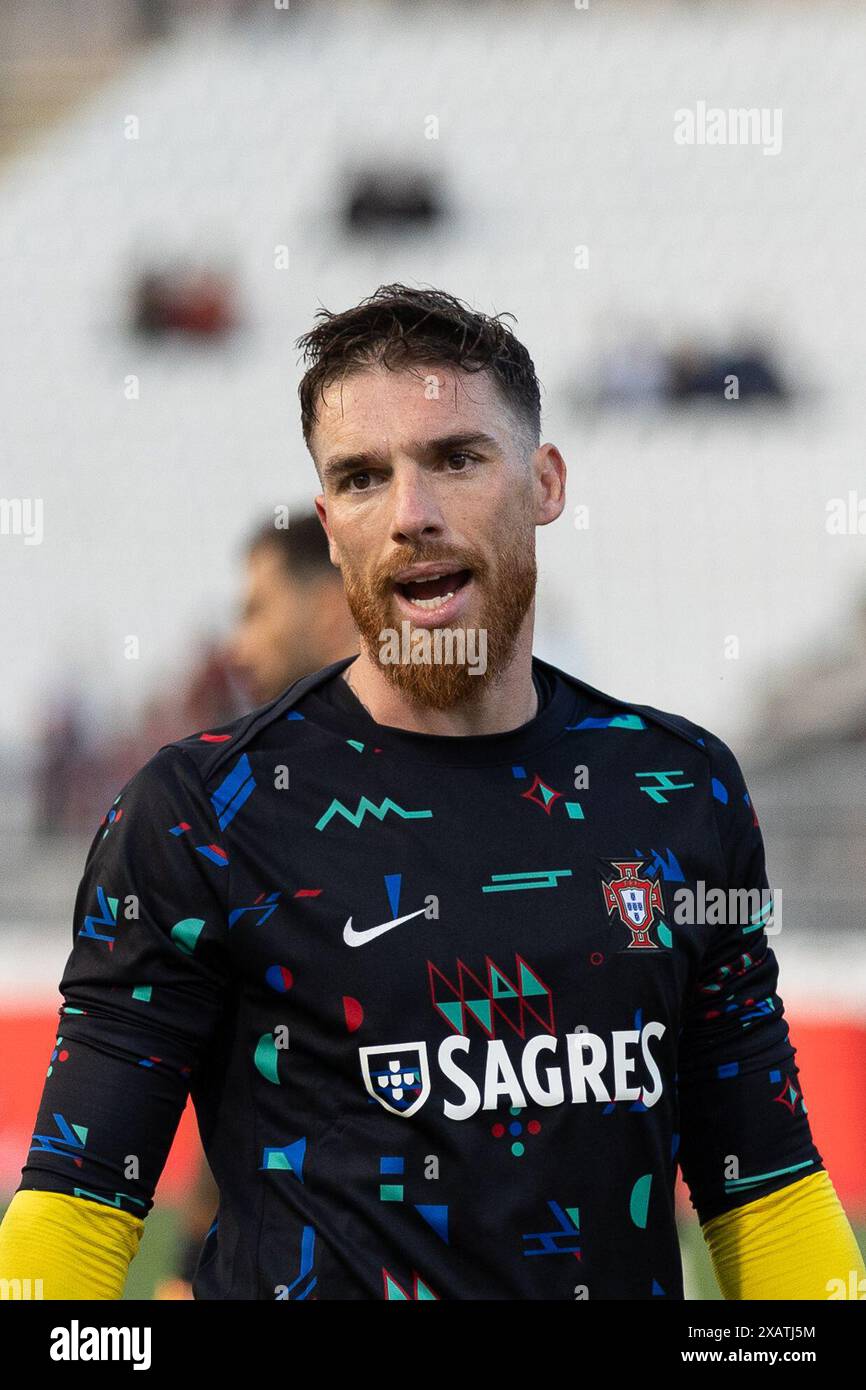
393,568,473,612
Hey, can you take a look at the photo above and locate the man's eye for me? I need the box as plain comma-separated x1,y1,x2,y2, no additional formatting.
446,451,477,470
345,471,372,491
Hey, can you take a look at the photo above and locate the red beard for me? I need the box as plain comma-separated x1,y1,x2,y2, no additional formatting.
340,538,537,710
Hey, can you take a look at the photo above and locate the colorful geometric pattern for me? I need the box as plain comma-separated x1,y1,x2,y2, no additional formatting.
481,869,572,893
429,954,554,1037
382,1268,439,1300
19,658,824,1301
491,1105,542,1157
635,770,696,803
315,795,433,832
522,1200,581,1257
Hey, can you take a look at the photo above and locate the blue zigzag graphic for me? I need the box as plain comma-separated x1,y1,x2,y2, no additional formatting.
30,1112,88,1160
78,886,118,945
522,1199,581,1256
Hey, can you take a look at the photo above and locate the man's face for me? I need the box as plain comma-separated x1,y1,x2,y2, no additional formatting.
311,362,563,708
226,544,314,704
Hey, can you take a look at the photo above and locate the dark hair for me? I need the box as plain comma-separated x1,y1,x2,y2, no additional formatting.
246,510,334,584
295,283,541,453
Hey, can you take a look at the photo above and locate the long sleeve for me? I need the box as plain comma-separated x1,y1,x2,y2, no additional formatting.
701,1169,866,1300
2,743,233,1295
676,730,824,1225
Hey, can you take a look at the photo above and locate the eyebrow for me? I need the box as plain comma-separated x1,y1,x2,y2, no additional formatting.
321,432,501,482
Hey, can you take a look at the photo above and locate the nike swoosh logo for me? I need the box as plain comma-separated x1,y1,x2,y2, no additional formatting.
343,907,428,947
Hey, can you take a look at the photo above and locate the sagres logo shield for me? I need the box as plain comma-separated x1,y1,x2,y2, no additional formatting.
600,859,667,950
360,1042,431,1117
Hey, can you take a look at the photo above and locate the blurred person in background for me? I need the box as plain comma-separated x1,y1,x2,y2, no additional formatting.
33,636,240,841
32,687,89,838
226,511,359,706
154,508,357,1299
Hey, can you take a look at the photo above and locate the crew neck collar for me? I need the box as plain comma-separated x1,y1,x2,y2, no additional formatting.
298,654,583,767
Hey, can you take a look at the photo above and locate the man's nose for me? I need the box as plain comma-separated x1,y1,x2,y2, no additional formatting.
388,466,444,545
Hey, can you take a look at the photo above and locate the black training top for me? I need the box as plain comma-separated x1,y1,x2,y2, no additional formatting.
17,654,822,1300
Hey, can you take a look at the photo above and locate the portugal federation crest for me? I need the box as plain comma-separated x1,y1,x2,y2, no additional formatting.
359,1041,431,1117
600,859,666,950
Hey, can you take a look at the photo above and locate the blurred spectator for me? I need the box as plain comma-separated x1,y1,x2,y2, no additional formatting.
33,636,241,839
225,510,358,706
183,640,239,731
131,261,239,339
597,334,671,407
668,336,788,403
31,512,357,840
344,165,445,233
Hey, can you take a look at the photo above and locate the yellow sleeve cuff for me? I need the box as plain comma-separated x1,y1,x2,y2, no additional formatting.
701,1170,866,1300
0,1189,144,1301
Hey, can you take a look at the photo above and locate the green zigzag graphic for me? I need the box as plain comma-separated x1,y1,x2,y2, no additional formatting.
315,797,433,832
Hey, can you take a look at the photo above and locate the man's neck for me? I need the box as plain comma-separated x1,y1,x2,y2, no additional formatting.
342,626,538,736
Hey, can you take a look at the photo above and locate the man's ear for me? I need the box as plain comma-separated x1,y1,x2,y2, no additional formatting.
314,495,341,568
532,442,567,527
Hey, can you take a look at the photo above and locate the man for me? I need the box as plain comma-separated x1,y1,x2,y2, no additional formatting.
226,512,359,706
0,284,862,1300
